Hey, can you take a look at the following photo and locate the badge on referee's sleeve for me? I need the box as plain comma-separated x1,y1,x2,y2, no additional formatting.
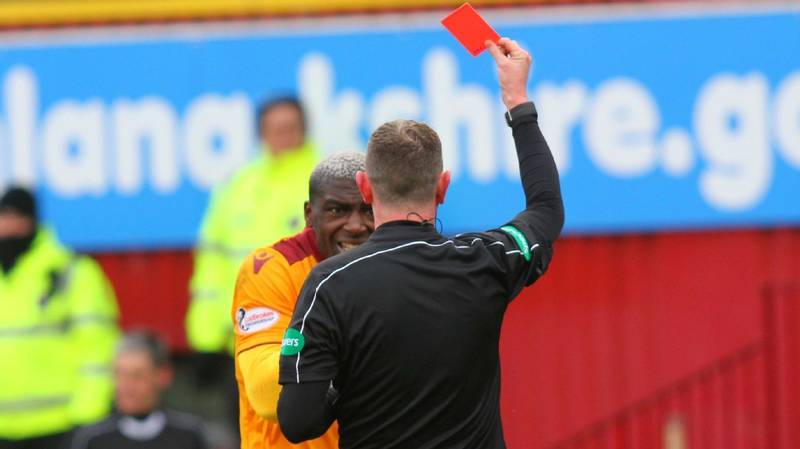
281,328,305,356
500,225,532,262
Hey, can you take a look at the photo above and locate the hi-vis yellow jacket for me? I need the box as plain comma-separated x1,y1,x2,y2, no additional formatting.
0,228,119,440
186,143,317,354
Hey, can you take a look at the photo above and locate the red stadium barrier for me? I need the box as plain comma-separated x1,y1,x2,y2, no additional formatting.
94,250,193,350
534,283,800,449
93,227,800,447
498,228,800,448
763,284,800,449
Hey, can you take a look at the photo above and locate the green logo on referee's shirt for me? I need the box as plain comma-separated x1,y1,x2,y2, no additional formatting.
500,225,532,262
281,328,305,356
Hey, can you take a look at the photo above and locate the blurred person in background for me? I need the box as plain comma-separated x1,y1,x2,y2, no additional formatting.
185,96,318,441
187,96,318,356
71,331,209,449
0,186,120,449
233,152,373,449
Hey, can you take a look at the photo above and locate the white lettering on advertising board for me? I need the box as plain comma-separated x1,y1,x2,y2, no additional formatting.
0,49,798,213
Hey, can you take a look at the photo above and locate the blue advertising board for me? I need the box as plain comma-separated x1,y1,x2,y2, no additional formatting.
0,5,798,250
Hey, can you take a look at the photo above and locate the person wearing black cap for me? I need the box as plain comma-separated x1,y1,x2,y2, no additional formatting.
0,186,121,449
0,187,38,273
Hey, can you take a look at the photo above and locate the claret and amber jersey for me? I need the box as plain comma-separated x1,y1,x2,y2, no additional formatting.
232,227,338,449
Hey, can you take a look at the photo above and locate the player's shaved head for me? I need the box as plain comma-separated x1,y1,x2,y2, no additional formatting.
309,152,366,201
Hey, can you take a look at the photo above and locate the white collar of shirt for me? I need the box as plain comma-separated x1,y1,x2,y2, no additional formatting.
118,410,167,441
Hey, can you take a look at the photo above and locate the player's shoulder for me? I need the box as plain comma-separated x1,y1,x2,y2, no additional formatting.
271,227,320,266
237,228,319,280
238,245,291,282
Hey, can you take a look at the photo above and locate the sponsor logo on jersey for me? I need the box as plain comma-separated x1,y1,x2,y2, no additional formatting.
281,328,305,356
237,307,279,334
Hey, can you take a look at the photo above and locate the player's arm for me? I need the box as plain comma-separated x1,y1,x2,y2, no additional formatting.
233,251,297,421
238,345,282,420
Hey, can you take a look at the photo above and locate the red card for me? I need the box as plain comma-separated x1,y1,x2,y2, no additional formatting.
441,3,500,57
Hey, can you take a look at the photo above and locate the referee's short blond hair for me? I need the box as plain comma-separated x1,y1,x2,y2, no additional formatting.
366,120,442,206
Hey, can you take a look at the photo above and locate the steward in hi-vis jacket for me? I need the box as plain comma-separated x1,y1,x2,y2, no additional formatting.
0,187,119,448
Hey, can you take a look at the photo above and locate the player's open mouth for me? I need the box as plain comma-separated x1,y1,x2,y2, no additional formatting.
338,242,358,252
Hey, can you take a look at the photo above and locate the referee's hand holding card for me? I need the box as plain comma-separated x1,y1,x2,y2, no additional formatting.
486,37,533,111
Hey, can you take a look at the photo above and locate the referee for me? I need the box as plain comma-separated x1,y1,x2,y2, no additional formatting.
278,38,564,449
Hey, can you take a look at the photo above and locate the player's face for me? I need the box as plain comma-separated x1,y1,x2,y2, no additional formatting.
306,178,374,259
113,351,170,416
260,103,305,156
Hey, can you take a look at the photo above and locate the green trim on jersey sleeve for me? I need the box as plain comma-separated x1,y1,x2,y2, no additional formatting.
500,225,532,262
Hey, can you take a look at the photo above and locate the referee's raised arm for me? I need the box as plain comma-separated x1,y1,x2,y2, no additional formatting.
487,38,564,245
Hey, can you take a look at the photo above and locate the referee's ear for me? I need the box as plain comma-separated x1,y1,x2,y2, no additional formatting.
435,170,451,205
356,171,373,205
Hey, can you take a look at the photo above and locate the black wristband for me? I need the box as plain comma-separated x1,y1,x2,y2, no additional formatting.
504,101,537,127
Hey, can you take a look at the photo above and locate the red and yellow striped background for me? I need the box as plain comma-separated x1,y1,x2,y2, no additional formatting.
0,0,644,29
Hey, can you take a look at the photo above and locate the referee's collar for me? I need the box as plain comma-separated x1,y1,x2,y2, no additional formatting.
370,220,441,242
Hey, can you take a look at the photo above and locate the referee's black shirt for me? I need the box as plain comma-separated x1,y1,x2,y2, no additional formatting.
279,102,563,449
